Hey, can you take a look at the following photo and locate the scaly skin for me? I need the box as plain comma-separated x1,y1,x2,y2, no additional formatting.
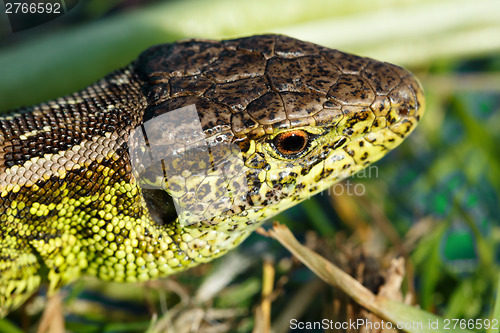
0,35,424,316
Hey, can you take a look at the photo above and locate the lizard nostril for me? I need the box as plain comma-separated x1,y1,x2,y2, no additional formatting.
397,105,411,117
388,77,422,121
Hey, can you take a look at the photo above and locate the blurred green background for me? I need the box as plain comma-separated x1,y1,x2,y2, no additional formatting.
1,0,499,332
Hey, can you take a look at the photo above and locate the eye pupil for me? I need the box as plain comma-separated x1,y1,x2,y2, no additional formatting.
274,130,309,156
283,134,305,152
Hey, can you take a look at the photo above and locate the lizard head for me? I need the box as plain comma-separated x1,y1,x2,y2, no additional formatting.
131,34,425,231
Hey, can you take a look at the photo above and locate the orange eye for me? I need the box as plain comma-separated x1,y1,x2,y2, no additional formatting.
273,130,309,157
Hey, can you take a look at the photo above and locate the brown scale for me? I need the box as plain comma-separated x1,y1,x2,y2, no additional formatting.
0,71,145,171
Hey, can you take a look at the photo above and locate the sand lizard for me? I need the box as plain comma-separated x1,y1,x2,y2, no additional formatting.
0,34,424,316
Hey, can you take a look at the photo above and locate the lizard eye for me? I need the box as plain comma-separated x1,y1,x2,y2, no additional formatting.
273,130,309,157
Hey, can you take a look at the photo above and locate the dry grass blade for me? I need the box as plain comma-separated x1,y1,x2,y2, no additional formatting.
268,223,476,333
271,279,325,333
252,258,275,333
36,295,64,333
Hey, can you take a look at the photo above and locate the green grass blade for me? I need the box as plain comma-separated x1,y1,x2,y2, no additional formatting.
488,274,500,333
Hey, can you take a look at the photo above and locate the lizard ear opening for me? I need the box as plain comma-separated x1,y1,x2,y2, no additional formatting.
142,188,178,226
